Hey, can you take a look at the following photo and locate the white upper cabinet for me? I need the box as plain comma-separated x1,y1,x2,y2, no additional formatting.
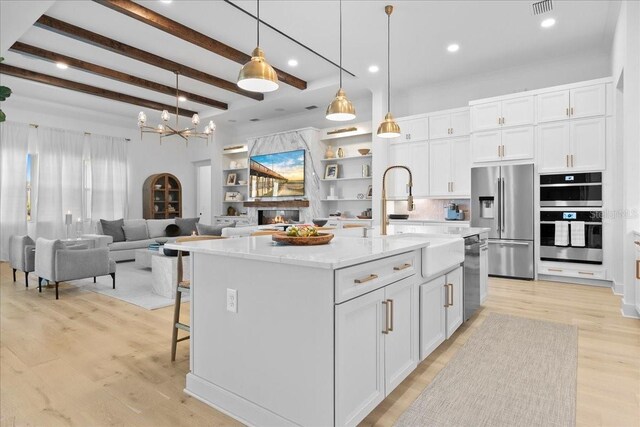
470,96,533,131
394,117,429,142
388,143,411,198
501,96,534,128
471,129,502,163
388,141,429,198
538,118,605,172
430,138,471,196
570,85,606,119
428,110,469,139
445,267,464,339
449,138,471,196
537,91,571,123
536,84,606,124
501,126,534,161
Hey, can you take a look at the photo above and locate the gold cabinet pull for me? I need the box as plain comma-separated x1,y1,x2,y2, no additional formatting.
451,181,454,192
502,116,505,125
578,271,594,276
636,260,640,280
498,117,501,125
498,145,501,157
566,107,569,116
443,283,451,307
354,274,378,284
449,283,454,306
387,299,394,332
566,155,569,168
382,301,389,334
571,154,574,167
570,107,574,116
501,145,505,157
393,263,412,271
548,268,563,272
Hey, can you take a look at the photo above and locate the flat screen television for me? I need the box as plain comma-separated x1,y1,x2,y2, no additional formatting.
249,149,305,198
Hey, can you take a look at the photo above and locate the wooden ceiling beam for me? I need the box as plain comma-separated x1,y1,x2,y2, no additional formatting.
0,63,198,117
34,15,263,101
10,42,228,110
93,0,308,91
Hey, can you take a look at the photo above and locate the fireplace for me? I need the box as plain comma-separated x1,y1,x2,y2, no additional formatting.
258,209,300,225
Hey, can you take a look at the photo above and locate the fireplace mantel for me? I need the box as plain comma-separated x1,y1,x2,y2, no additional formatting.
243,200,310,208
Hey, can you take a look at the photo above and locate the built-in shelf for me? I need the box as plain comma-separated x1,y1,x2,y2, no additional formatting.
321,177,372,182
243,200,310,208
223,184,248,187
321,198,372,202
223,167,247,172
223,200,244,203
321,155,371,162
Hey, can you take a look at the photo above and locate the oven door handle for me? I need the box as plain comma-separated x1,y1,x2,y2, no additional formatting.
539,182,602,187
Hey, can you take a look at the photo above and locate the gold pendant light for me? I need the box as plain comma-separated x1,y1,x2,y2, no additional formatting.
237,0,279,93
377,5,401,138
326,0,356,121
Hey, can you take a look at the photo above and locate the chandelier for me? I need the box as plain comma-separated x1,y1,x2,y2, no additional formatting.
137,71,215,144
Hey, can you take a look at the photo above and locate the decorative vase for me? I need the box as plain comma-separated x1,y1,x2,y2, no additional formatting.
325,145,335,159
337,147,344,158
154,204,159,212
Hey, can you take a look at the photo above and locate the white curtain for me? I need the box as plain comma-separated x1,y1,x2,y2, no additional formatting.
0,122,30,260
90,134,128,221
35,127,84,239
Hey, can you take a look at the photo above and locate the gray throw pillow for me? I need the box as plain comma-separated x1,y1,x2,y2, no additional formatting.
122,223,149,241
100,218,125,242
196,222,235,236
176,217,200,236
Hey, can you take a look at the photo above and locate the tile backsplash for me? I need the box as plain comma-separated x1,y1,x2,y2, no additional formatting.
391,199,470,221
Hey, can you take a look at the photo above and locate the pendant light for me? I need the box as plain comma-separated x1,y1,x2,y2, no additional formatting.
377,5,401,138
326,0,356,121
237,0,279,93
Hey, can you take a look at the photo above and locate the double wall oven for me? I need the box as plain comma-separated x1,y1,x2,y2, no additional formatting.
539,172,603,264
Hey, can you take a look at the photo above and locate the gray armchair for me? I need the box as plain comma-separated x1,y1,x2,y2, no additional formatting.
9,235,36,286
35,238,116,300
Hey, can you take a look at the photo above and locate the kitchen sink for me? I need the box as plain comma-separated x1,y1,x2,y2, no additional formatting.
382,232,464,278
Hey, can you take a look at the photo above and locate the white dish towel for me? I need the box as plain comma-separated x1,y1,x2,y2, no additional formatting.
570,221,586,247
554,221,570,246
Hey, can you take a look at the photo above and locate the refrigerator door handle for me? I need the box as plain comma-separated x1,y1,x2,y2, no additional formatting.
501,177,506,233
489,240,531,246
496,177,501,236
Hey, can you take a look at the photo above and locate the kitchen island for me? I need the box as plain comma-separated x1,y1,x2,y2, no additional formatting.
165,232,468,426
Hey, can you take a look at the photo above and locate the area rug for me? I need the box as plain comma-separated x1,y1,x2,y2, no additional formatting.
29,261,187,310
395,313,578,427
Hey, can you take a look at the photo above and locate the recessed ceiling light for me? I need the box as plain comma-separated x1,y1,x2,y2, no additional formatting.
540,18,556,28
56,62,68,69
447,44,460,53
368,65,379,73
178,96,187,102
288,59,298,67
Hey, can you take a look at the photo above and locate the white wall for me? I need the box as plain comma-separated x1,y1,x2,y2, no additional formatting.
395,50,611,117
610,1,640,317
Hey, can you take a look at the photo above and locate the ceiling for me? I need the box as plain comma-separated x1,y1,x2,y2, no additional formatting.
0,0,620,130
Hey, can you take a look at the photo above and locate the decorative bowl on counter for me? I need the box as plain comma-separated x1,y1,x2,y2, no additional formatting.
272,232,334,246
312,219,328,227
357,215,372,219
358,148,371,155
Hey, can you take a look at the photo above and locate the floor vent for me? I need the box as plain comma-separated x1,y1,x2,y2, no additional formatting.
532,0,553,15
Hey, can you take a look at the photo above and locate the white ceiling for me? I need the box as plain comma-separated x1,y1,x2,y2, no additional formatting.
0,0,620,130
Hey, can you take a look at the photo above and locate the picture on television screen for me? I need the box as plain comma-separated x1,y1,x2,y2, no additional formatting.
249,149,305,198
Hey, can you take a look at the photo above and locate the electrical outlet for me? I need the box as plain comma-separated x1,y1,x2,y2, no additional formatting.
226,288,237,313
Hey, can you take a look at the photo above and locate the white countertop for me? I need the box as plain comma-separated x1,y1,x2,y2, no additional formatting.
165,234,434,270
381,224,489,238
389,219,470,225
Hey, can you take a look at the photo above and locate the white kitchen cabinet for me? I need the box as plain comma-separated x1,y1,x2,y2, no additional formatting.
335,287,385,427
634,237,640,315
384,277,419,392
571,117,606,171
419,275,446,360
429,110,469,139
429,138,470,196
538,118,605,173
471,126,533,164
445,266,463,338
394,116,429,142
470,96,533,131
336,275,418,427
501,126,534,161
388,141,429,198
536,84,606,124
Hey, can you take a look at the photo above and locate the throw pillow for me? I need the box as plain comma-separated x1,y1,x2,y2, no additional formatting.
147,219,175,238
100,218,125,242
122,223,149,241
175,217,200,236
165,224,181,237
196,222,235,237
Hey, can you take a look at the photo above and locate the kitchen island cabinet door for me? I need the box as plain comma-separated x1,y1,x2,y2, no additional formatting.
419,275,446,361
335,287,385,427
446,266,464,338
384,277,419,393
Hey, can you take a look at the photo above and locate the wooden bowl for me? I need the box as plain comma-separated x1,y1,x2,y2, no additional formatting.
271,232,334,246
358,148,371,155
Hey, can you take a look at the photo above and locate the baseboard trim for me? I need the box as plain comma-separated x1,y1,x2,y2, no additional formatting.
185,373,298,427
611,279,624,295
620,299,640,319
537,274,611,288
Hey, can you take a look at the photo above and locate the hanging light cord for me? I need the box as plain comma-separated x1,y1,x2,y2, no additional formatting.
175,72,179,128
387,9,391,113
339,0,343,88
256,0,260,47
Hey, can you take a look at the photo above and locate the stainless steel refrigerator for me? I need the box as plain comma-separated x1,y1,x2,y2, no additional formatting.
471,164,534,279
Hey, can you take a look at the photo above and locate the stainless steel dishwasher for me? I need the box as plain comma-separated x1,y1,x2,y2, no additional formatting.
463,234,484,320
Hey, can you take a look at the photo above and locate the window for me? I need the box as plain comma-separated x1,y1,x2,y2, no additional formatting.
26,154,35,222
83,159,92,221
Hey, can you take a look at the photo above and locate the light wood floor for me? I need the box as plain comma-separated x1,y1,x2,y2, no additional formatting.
1,262,638,427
